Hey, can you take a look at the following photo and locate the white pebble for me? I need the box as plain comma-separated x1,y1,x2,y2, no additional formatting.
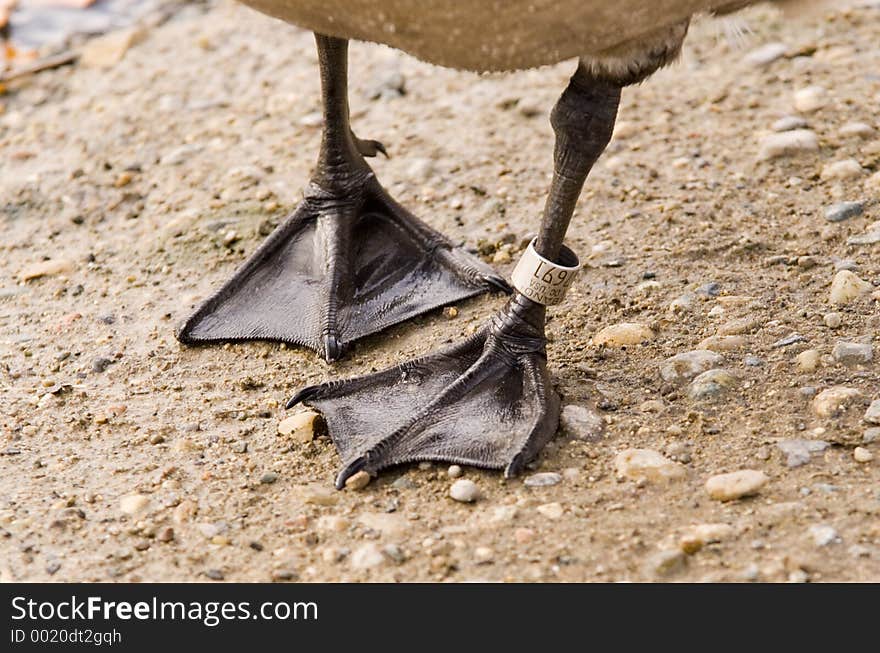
119,494,150,516
524,472,562,487
560,405,604,441
350,543,386,570
536,502,564,519
839,122,875,139
793,86,827,113
614,449,687,483
809,524,839,547
853,447,873,463
829,270,872,305
759,129,818,160
449,479,480,503
821,159,864,181
823,312,841,328
447,465,463,478
796,349,820,372
744,42,787,66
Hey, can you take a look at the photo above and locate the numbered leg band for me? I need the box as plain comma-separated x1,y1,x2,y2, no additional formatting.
510,238,581,306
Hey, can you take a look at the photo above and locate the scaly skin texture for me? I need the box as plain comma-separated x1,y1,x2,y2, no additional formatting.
176,36,508,362
292,61,628,485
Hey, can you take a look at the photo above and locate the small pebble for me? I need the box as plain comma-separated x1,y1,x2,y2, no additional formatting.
20,258,74,282
614,449,687,483
559,404,604,441
821,160,864,181
864,428,880,444
659,350,724,385
796,349,820,372
524,472,562,487
777,439,829,468
839,122,875,138
823,312,841,328
688,369,736,400
350,543,386,570
772,115,808,132
824,201,864,222
535,502,564,519
344,471,371,491
697,335,747,352
119,494,150,516
260,472,278,485
447,465,463,478
812,386,865,418
744,42,787,66
853,447,873,463
278,411,323,443
847,221,880,246
832,341,873,366
705,470,768,501
449,479,479,503
809,524,839,547
205,569,224,581
772,333,806,348
593,322,654,347
758,129,818,160
92,357,113,373
793,86,827,113
865,400,880,425
474,546,494,564
829,270,872,305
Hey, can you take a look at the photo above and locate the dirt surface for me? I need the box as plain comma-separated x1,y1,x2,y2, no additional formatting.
2,1,879,582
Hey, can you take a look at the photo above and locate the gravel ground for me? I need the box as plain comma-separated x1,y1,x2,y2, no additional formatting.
1,1,879,582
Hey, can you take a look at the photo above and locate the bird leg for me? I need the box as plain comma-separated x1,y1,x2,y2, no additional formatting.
177,34,508,362
289,63,621,486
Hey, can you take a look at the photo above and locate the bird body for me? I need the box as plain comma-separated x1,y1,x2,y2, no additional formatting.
239,0,757,72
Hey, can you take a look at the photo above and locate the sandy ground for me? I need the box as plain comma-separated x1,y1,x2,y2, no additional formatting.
1,1,879,582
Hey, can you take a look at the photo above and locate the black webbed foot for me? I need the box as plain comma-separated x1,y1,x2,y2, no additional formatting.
176,35,508,362
177,171,509,362
288,294,559,487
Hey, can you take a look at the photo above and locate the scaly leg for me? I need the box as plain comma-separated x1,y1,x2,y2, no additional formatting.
177,35,508,362
290,63,622,486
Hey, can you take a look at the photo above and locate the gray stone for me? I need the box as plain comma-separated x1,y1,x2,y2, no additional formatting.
776,439,829,468
659,350,724,385
865,400,880,425
524,472,562,487
847,222,880,246
825,201,864,223
832,341,873,366
772,333,806,348
560,404,604,441
688,369,737,400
